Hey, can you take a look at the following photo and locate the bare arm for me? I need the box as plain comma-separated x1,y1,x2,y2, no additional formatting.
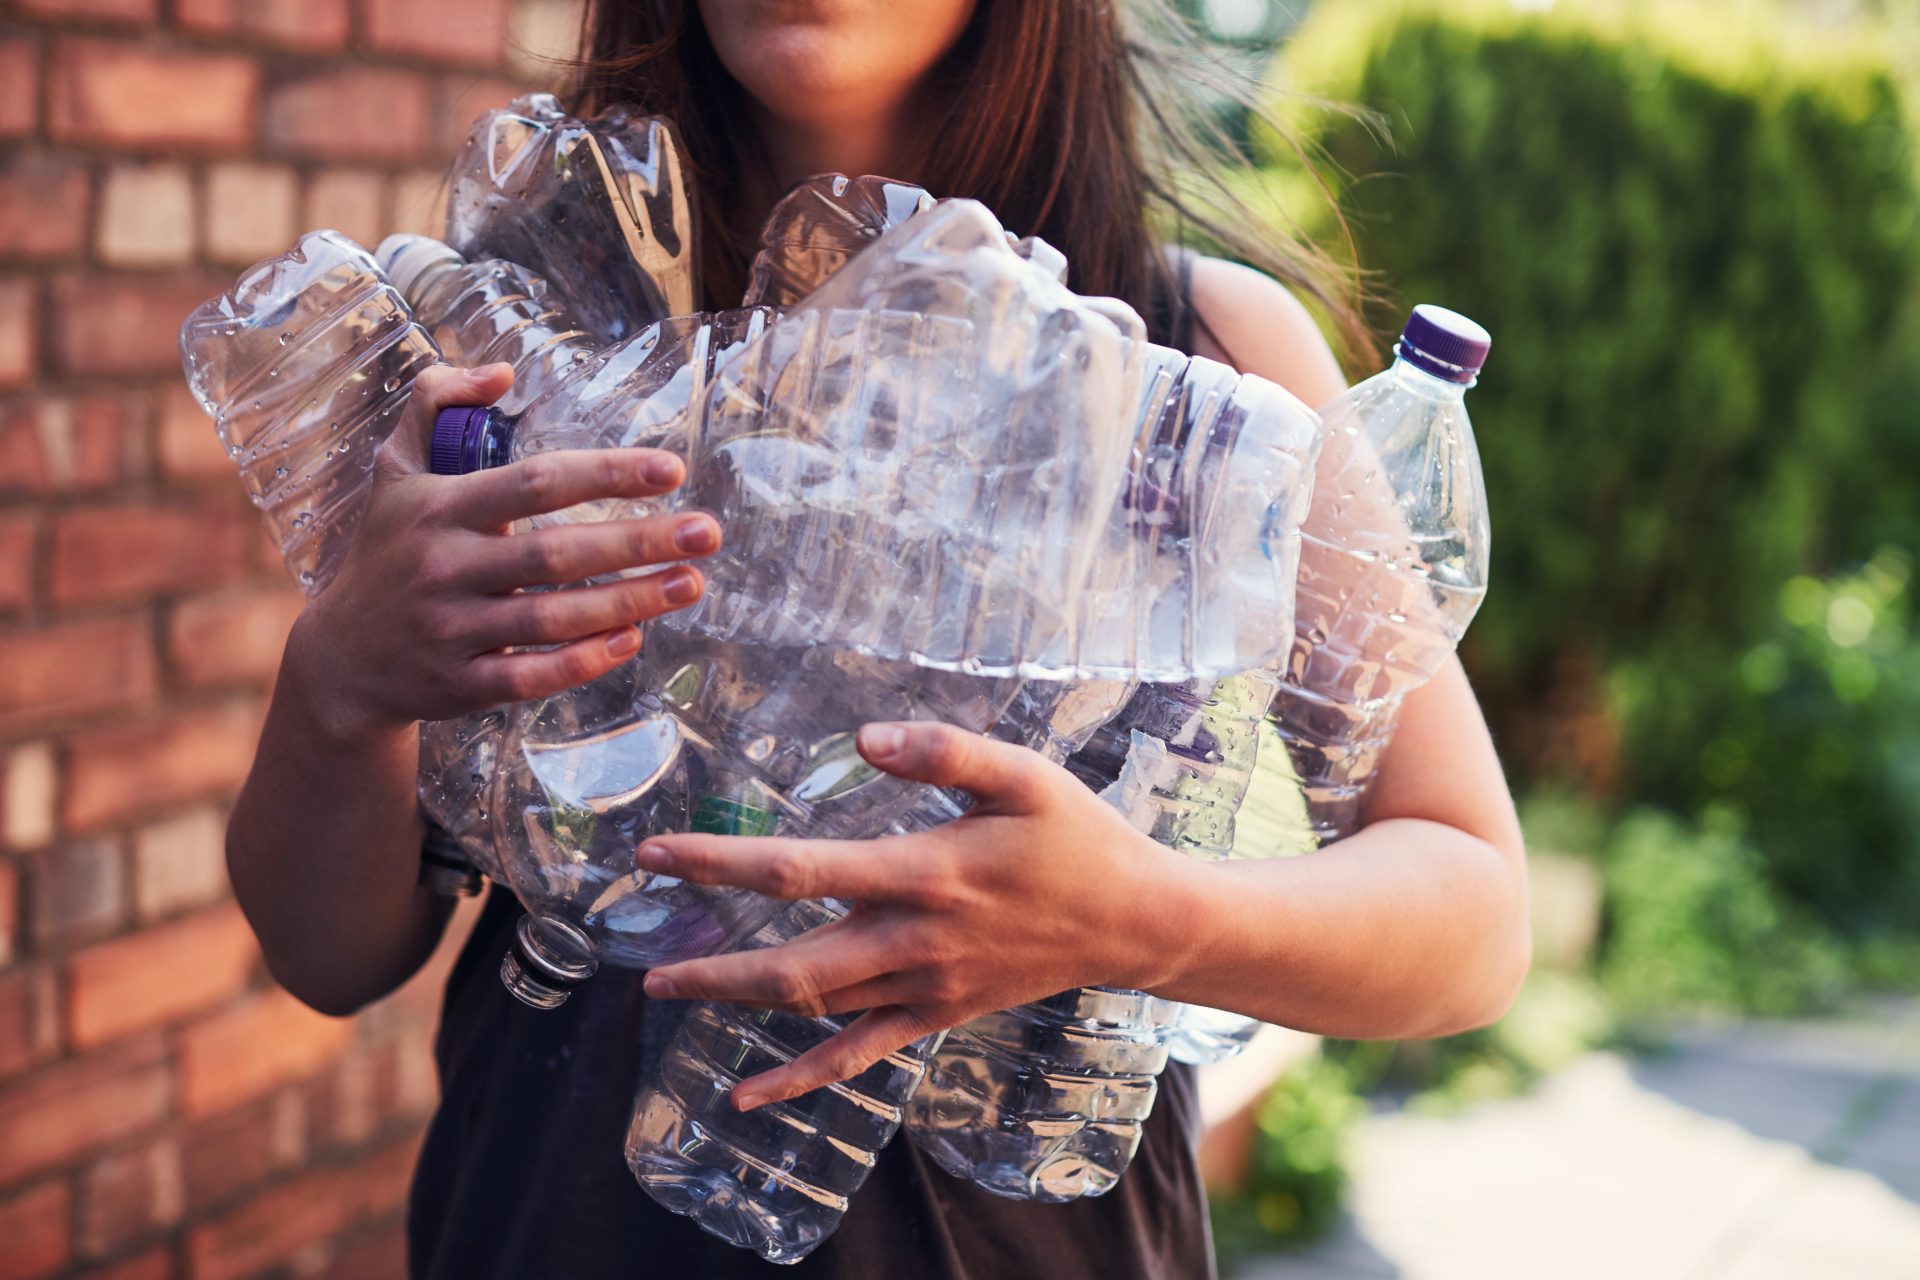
228,363,722,1015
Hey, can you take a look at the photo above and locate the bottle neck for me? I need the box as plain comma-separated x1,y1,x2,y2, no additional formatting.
1388,352,1473,401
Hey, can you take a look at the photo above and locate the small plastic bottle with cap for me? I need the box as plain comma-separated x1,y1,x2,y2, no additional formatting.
1162,303,1495,1066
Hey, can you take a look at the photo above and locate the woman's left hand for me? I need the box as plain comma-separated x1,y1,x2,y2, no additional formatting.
635,721,1203,1110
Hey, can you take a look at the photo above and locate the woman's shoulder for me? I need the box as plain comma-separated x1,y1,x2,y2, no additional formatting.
1167,250,1348,408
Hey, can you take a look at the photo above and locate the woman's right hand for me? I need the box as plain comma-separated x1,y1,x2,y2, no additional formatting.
288,361,722,742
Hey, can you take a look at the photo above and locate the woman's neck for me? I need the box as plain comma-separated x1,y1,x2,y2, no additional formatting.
748,100,924,191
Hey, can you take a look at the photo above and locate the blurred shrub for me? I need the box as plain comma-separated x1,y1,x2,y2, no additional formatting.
1210,1051,1366,1260
1598,805,1854,1014
1268,0,1920,934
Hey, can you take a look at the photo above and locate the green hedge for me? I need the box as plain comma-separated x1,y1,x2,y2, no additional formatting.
1266,1,1920,933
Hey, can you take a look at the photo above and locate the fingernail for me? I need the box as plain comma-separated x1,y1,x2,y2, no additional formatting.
643,454,682,486
673,515,717,554
643,971,675,999
661,568,701,604
637,842,675,872
732,1091,765,1112
605,627,640,657
859,723,908,760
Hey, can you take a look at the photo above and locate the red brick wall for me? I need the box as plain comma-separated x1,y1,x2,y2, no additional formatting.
0,3,582,1277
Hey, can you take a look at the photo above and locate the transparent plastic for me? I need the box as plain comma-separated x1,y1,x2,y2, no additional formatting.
487,631,1022,1005
743,173,934,308
179,229,439,594
1168,314,1495,1064
445,93,694,344
374,234,598,412
1270,336,1491,846
625,898,944,1265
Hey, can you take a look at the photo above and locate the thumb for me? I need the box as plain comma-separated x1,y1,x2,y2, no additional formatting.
856,722,1045,813
379,361,516,477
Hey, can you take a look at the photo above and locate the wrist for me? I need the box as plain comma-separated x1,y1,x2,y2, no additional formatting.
1104,833,1215,995
280,605,411,749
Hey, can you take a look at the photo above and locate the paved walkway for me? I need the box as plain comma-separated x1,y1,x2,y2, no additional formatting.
1237,1001,1920,1280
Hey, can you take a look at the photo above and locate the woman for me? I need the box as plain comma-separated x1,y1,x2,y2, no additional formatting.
226,2,1529,1276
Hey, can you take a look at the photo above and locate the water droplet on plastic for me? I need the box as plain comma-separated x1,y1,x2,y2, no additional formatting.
274,466,290,478
384,376,402,393
278,331,293,346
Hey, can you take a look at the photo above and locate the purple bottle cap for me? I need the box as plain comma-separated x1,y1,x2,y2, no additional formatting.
1397,304,1491,384
431,405,495,476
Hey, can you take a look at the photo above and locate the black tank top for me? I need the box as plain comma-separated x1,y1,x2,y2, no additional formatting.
407,259,1212,1279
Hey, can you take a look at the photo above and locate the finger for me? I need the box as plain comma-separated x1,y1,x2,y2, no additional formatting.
732,1006,943,1109
636,833,913,903
444,447,687,530
855,721,1047,813
462,511,721,590
466,625,642,703
642,924,895,1015
467,569,705,648
385,363,516,475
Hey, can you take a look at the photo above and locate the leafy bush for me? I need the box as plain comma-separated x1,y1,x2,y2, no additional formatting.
1597,805,1853,1014
1267,0,1920,933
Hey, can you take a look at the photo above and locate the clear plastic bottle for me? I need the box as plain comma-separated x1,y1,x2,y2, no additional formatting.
1162,304,1495,1065
445,93,695,344
624,898,944,1265
624,668,1131,1260
743,173,935,308
180,229,440,594
374,234,599,412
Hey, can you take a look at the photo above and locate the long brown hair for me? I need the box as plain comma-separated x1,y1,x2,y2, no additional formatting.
570,0,1369,366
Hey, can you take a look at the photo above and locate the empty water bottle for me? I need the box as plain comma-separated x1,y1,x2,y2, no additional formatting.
446,93,694,343
1164,304,1495,1064
625,898,944,1264
180,230,440,594
743,173,934,308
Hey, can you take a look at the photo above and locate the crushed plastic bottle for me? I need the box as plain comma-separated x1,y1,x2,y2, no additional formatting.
180,229,440,594
445,93,694,344
743,173,935,308
374,235,598,412
487,627,1023,1008
625,898,944,1265
1157,304,1495,1065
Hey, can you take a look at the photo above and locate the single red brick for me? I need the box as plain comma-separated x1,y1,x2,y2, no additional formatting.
505,0,583,80
1,741,57,852
0,154,91,262
26,838,126,949
0,513,35,613
264,68,431,164
179,987,355,1117
0,394,147,497
433,74,526,155
182,1091,305,1215
304,169,387,249
311,1216,408,1280
185,1134,418,1280
0,40,37,139
156,383,233,483
0,861,16,966
52,273,227,379
130,804,229,920
176,0,351,49
167,588,302,688
48,39,258,151
0,966,60,1075
97,162,197,268
50,496,251,608
364,0,510,65
16,0,158,23
71,1249,170,1280
76,1136,182,1260
0,1180,70,1280
0,1037,170,1186
0,279,33,389
62,702,261,832
66,902,258,1049
0,616,156,733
